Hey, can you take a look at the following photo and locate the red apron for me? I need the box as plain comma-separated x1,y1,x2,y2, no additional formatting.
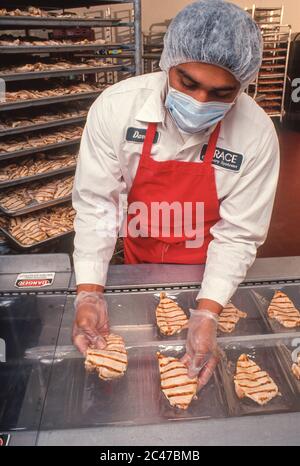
124,122,221,264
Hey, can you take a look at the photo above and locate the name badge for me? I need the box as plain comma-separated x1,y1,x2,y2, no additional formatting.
126,127,160,144
200,145,244,172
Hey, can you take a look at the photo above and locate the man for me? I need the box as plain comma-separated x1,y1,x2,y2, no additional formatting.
72,0,279,391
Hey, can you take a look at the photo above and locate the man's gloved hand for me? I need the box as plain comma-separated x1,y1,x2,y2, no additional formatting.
181,308,220,392
72,291,110,355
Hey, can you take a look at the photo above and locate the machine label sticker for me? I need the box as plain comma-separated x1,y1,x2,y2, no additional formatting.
200,145,244,172
14,272,55,289
126,127,160,144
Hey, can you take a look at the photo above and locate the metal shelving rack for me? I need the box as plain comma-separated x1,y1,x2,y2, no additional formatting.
0,0,142,253
246,5,292,121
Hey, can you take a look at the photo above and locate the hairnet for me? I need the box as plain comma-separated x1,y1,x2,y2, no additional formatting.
159,0,263,88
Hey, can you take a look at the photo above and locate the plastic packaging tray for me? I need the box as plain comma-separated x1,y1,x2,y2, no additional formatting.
40,343,227,430
0,116,86,138
102,288,269,343
218,341,299,417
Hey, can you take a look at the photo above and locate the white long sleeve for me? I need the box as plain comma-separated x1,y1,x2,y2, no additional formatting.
197,122,280,306
73,94,125,286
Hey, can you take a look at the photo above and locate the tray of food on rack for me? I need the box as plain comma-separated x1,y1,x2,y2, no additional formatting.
0,149,77,189
0,205,75,250
0,175,74,216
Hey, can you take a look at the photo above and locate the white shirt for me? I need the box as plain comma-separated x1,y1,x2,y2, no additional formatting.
72,71,280,307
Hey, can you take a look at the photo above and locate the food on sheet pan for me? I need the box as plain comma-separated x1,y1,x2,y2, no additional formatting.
157,352,197,410
0,150,77,183
0,7,84,18
218,302,247,333
2,82,105,104
0,175,73,212
267,290,300,328
0,125,83,154
7,205,75,245
0,36,106,47
0,58,109,75
156,292,189,336
292,354,300,381
0,106,87,130
234,354,279,406
85,334,128,381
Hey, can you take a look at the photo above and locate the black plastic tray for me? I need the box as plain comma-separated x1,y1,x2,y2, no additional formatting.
218,343,299,417
0,195,72,217
0,90,103,111
0,138,81,162
0,227,74,252
0,116,87,138
0,165,76,189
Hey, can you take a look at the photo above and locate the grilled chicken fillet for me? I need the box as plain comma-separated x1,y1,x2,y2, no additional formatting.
234,354,279,406
157,352,197,410
156,292,189,336
218,302,247,333
85,334,128,381
267,290,300,328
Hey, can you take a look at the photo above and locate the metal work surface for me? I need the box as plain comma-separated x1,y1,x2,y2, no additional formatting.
1,255,300,445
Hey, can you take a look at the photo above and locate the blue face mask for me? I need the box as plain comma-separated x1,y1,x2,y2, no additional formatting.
165,86,235,134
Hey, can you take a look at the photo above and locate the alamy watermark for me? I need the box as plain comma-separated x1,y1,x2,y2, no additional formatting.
94,196,205,248
292,78,300,103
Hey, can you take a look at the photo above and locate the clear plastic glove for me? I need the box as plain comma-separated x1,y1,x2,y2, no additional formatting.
181,308,220,392
72,291,110,355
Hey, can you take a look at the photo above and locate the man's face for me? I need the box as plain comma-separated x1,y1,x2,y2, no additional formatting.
169,62,241,103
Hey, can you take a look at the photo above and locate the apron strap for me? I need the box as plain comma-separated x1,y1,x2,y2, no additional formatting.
203,122,221,165
141,122,158,159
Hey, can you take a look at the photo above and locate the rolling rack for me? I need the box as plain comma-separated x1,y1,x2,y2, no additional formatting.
246,5,292,121
0,0,142,254
143,21,170,74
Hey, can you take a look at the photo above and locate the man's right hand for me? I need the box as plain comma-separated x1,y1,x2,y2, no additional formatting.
72,287,110,355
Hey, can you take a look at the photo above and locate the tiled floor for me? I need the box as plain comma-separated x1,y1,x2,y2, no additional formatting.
258,127,300,258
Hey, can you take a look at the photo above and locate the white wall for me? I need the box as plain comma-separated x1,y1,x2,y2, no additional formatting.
141,0,299,34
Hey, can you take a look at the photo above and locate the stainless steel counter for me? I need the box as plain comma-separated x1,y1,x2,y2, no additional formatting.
1,254,300,446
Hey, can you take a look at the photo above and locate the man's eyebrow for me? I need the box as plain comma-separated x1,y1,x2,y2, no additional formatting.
177,67,237,91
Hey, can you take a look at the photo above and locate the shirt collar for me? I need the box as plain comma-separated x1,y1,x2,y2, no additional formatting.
135,73,167,124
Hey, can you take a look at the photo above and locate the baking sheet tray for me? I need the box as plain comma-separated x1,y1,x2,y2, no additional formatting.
0,90,103,112
0,195,72,217
249,285,300,334
0,116,86,138
0,64,126,82
102,288,269,342
218,342,299,418
0,138,81,162
0,227,74,252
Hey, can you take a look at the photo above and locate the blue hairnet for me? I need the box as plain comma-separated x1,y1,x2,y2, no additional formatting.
160,0,263,88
